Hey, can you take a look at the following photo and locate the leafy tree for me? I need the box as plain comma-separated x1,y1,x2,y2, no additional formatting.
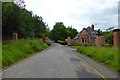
102,31,113,45
50,22,78,42
2,1,49,40
66,26,78,38
50,22,66,42
2,2,21,38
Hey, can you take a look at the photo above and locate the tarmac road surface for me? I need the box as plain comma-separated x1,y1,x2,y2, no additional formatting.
2,43,103,78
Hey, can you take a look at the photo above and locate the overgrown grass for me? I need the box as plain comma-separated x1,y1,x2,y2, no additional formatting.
2,39,49,68
73,46,119,71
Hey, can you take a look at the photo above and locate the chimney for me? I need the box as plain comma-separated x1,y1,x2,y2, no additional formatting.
91,24,94,32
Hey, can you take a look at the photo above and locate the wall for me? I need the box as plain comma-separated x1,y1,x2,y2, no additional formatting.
113,29,120,48
95,36,105,46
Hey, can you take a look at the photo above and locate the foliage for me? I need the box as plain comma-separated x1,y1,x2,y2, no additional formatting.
49,22,78,42
2,2,49,40
74,46,118,71
57,40,67,45
66,26,78,38
101,31,113,45
101,27,115,45
49,22,66,42
2,39,48,68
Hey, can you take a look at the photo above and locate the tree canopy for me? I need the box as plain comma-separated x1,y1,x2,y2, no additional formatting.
2,1,49,40
101,27,114,45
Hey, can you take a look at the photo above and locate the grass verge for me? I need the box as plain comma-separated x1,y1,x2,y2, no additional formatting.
73,46,118,71
2,39,49,68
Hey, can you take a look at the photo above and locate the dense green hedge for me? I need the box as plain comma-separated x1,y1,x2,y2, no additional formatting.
2,39,48,68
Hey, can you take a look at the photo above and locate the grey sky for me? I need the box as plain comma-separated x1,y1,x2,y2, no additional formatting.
24,0,119,31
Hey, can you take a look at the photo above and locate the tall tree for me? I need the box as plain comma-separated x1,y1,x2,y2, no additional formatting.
2,2,21,38
66,26,78,38
2,2,49,40
102,27,114,45
50,22,78,42
50,22,67,42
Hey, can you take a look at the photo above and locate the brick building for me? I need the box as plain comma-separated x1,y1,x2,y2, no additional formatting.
67,24,106,46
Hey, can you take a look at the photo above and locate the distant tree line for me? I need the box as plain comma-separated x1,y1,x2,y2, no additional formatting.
49,22,78,42
2,0,49,40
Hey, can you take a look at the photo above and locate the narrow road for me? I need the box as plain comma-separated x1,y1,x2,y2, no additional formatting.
3,43,101,78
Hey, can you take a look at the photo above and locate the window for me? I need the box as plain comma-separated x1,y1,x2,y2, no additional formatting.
82,38,84,43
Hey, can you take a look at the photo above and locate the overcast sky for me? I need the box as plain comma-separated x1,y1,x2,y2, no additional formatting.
24,0,119,31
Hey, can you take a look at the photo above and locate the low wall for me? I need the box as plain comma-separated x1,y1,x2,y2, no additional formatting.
95,36,105,46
